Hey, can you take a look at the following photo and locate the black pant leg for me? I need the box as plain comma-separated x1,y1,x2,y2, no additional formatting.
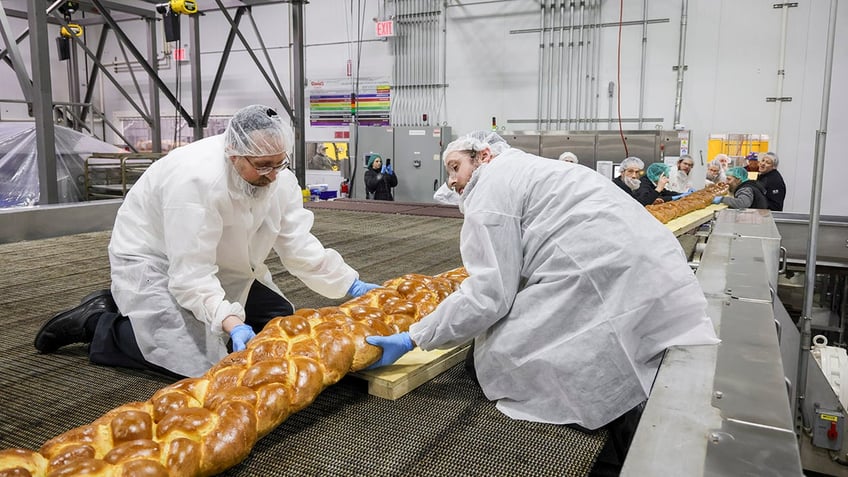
243,280,294,332
88,312,183,378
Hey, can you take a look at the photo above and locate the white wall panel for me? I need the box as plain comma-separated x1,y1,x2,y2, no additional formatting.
0,0,844,214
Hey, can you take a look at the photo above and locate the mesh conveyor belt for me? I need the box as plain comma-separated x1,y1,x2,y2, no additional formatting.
0,208,608,476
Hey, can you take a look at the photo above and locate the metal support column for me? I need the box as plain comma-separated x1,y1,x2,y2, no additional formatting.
189,13,203,139
291,1,306,188
68,30,82,130
27,0,59,204
147,18,162,152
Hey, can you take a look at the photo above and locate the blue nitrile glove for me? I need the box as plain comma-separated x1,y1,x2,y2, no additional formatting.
712,196,723,204
386,165,393,175
672,190,692,200
687,187,696,194
365,332,415,369
347,279,380,297
230,324,255,352
380,164,387,174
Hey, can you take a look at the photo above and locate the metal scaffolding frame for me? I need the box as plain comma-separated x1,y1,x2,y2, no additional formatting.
0,0,310,202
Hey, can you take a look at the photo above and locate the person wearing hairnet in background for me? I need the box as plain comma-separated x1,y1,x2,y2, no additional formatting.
558,151,579,164
633,162,685,205
365,131,718,473
712,166,769,209
667,155,696,194
705,160,725,185
34,104,380,377
612,156,644,198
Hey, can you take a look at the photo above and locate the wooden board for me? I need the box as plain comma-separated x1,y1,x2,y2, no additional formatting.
352,344,471,400
665,203,727,236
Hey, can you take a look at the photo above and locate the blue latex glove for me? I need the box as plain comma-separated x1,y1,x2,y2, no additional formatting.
347,278,380,297
712,196,723,204
230,324,255,352
380,164,387,174
365,332,415,369
386,165,394,175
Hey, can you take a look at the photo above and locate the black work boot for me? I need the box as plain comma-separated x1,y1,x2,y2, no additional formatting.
34,290,118,353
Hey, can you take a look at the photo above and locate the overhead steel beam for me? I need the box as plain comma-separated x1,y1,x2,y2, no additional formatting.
75,0,158,19
28,0,59,204
91,0,195,126
202,6,246,125
212,0,294,120
0,3,33,101
0,1,66,64
53,14,152,123
81,25,111,123
73,12,139,26
247,8,286,105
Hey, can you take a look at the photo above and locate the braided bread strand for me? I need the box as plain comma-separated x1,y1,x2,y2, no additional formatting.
0,267,468,477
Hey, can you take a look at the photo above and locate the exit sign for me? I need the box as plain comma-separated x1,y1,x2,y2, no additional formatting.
376,20,394,38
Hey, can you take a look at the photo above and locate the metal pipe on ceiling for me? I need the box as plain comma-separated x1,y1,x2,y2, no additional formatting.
575,0,585,130
772,3,791,151
565,0,575,130
556,0,565,130
672,0,689,128
536,1,545,130
638,0,648,129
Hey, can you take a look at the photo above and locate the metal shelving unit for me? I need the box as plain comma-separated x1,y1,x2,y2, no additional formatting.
83,152,163,200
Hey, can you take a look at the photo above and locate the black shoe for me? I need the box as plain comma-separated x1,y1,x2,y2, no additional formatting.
34,290,117,353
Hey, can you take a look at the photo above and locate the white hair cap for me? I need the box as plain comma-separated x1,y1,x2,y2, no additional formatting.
442,131,511,161
559,152,578,163
620,156,645,171
224,104,294,157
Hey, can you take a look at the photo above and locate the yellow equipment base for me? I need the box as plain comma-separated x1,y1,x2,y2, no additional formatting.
352,344,471,400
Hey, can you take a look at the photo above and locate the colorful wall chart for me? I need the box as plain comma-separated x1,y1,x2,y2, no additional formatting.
308,78,391,128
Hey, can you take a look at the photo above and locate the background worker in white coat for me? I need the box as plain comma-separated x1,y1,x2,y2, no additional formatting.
35,104,379,377
366,131,718,468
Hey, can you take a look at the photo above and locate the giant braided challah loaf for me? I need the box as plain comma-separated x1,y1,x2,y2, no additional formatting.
0,267,469,477
644,183,729,224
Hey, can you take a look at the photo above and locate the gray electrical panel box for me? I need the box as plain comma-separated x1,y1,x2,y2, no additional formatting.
812,408,844,451
348,125,451,203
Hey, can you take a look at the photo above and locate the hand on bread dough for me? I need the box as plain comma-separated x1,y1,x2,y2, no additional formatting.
365,332,415,369
229,324,255,352
347,279,379,297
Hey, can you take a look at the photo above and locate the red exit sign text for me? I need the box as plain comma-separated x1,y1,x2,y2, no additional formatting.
376,20,394,38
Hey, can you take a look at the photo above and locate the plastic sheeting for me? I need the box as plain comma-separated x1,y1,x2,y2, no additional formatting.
0,122,123,207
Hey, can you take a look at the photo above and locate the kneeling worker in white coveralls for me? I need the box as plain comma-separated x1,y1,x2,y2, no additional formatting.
366,131,719,470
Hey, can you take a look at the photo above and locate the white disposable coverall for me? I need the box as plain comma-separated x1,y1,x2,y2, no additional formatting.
108,135,357,377
668,168,694,193
408,147,718,430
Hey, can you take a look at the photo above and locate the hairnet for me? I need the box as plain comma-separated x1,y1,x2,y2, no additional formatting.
224,105,293,157
442,131,510,160
620,157,644,171
366,153,381,168
745,152,758,162
726,166,749,182
559,152,578,163
646,163,670,183
762,151,779,168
